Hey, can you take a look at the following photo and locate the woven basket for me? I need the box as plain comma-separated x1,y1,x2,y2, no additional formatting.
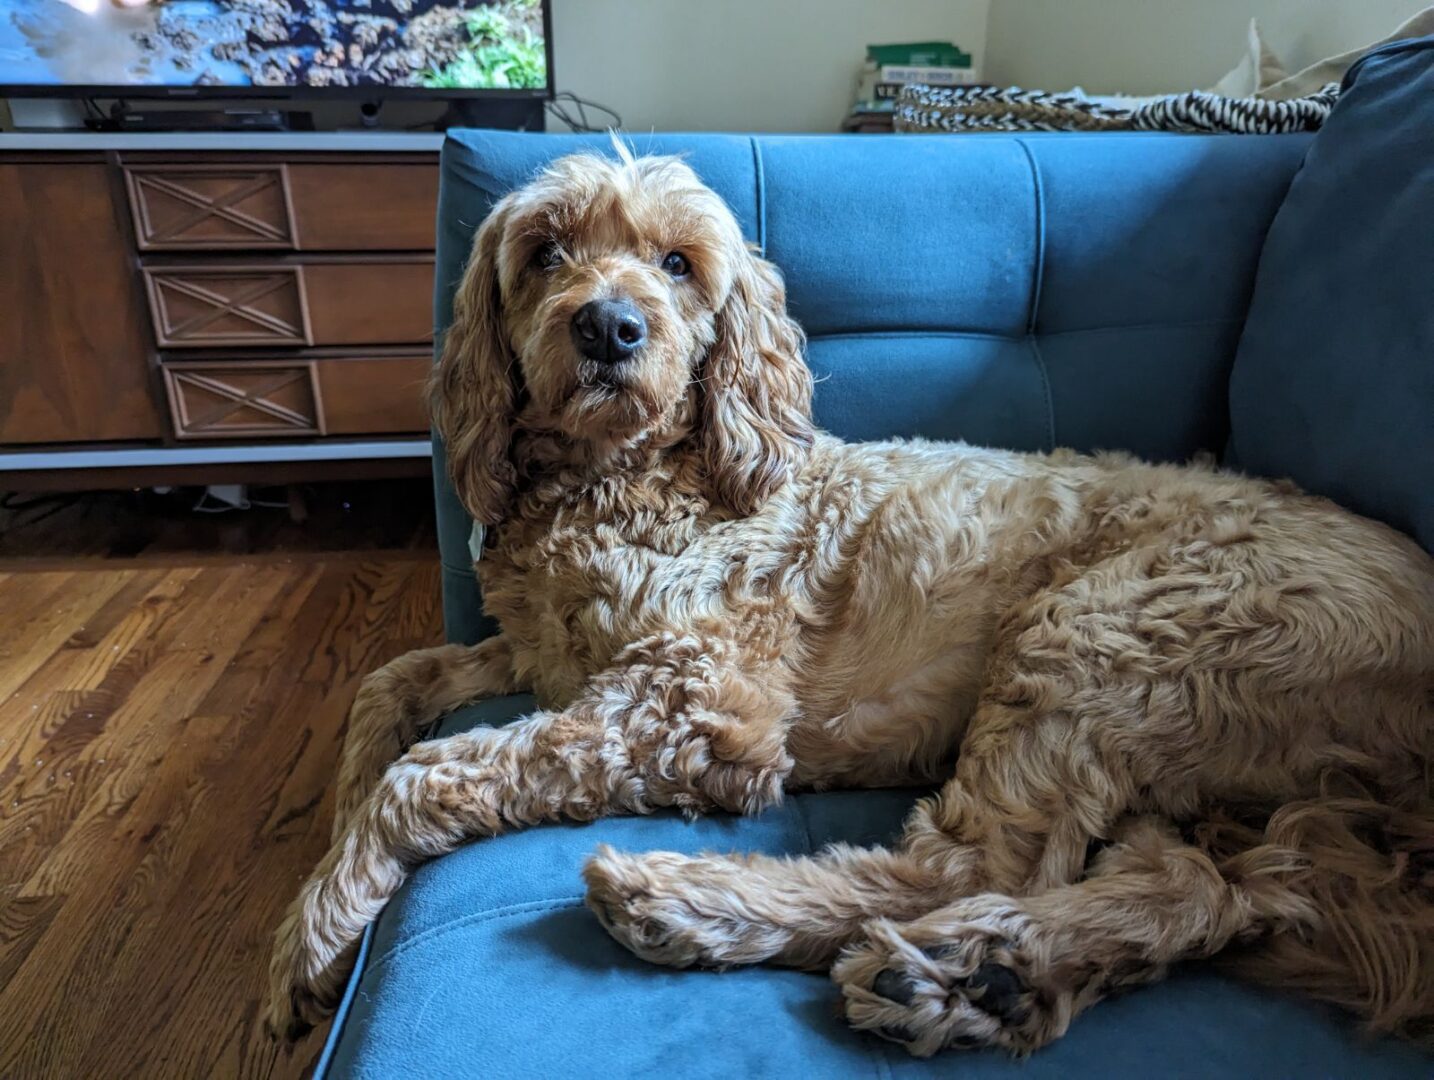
894,85,1133,133
893,82,1341,135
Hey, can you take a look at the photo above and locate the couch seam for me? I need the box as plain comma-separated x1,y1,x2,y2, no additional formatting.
793,795,817,857
805,319,1240,344
1014,137,1047,336
1027,337,1057,451
1015,138,1056,450
808,329,1017,344
1044,318,1242,338
751,137,767,253
363,895,587,978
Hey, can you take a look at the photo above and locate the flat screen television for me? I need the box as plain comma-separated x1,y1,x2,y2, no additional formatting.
0,0,553,98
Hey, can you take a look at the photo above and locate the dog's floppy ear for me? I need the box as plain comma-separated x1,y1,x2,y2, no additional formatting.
430,202,518,527
700,248,815,515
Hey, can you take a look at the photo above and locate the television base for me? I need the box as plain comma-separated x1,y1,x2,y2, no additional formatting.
84,105,312,133
437,98,546,132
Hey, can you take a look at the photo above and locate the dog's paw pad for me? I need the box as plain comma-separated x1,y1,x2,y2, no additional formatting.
836,920,1051,1056
961,960,1028,1021
871,967,918,1005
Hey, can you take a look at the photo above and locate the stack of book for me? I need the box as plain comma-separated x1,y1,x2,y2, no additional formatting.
845,41,982,132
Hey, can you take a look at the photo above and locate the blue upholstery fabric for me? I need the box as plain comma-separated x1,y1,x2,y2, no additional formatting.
431,130,1313,642
321,128,1433,1077
1229,37,1434,551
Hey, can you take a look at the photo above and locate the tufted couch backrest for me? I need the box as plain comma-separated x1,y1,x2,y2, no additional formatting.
433,130,1312,644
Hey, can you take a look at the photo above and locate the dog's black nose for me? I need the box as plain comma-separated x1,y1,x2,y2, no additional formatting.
571,298,647,363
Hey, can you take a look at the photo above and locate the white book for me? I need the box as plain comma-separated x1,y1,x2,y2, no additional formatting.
880,65,981,86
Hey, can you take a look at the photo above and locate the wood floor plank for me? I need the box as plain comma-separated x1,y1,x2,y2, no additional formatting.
73,562,432,1078
0,567,231,888
0,571,138,703
0,893,65,989
0,567,302,1077
81,678,333,1080
0,569,197,800
0,543,444,1080
11,568,293,898
0,570,74,660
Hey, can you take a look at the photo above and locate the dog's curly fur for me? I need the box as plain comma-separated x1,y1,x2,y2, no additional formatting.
267,147,1434,1055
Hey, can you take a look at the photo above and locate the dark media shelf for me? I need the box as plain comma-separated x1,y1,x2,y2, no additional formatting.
84,108,304,134
0,131,445,152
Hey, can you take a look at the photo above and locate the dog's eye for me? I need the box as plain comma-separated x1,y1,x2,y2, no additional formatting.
534,241,562,272
661,251,689,278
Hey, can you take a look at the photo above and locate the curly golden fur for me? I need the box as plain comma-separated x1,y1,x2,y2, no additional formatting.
267,147,1434,1056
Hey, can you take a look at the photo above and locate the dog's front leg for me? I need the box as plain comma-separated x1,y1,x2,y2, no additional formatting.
265,631,793,1040
333,635,523,840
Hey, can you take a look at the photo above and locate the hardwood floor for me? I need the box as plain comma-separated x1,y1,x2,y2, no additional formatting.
0,481,443,1078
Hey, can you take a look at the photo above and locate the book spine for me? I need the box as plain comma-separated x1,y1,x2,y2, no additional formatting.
880,65,980,86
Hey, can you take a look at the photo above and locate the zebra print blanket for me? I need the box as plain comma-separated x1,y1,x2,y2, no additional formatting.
894,83,1342,135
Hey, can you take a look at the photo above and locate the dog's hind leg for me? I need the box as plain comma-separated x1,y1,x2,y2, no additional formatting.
333,636,520,839
834,816,1314,1056
267,632,793,1039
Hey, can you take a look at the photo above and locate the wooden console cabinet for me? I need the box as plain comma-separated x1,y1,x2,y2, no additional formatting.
0,132,446,489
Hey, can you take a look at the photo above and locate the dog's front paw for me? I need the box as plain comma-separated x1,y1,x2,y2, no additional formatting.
583,846,720,967
263,890,351,1042
583,845,793,969
833,903,1062,1057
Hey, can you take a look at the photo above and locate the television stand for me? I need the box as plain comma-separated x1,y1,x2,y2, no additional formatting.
0,129,447,490
438,97,545,132
84,101,312,133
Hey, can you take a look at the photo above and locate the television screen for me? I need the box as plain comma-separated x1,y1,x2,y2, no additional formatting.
0,0,550,94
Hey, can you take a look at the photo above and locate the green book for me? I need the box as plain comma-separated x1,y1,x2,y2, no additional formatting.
865,42,973,69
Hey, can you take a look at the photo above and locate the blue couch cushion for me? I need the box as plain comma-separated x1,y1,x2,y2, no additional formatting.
1229,37,1434,551
319,698,1431,1078
432,130,1312,643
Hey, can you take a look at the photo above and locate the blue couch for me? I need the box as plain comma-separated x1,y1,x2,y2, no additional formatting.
316,49,1434,1078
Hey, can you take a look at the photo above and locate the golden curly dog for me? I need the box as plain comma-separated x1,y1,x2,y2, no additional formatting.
267,147,1434,1055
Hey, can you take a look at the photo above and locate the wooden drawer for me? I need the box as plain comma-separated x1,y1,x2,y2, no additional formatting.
164,360,320,439
142,258,433,349
124,162,437,252
316,354,430,435
162,354,429,440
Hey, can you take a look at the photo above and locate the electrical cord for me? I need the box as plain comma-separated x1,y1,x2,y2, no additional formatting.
547,91,622,132
0,491,83,535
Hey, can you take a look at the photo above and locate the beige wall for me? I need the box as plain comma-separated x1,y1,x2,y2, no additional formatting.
550,0,989,132
8,2,1422,132
984,0,1431,95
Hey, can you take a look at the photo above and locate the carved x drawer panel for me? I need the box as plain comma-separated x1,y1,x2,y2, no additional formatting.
143,265,310,348
124,165,296,251
163,361,322,439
